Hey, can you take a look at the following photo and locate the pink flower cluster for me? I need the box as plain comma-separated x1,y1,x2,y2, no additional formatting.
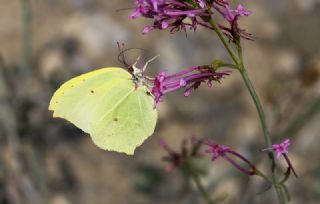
151,66,230,107
130,0,210,34
130,0,252,40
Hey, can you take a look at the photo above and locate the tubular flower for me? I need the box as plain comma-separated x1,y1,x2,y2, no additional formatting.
159,138,182,172
204,140,256,175
272,139,290,160
130,0,253,39
130,0,211,34
151,66,230,107
212,1,252,41
213,3,251,23
272,139,298,177
159,137,203,172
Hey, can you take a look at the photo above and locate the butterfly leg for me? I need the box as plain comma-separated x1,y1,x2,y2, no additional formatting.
133,56,141,68
142,55,160,72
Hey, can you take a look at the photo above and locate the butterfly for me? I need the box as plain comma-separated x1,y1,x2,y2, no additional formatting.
49,56,158,155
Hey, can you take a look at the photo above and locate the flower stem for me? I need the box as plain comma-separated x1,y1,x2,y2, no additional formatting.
20,0,33,95
236,50,286,204
208,17,286,203
254,169,272,184
239,68,272,147
186,160,215,204
237,43,286,204
207,19,240,65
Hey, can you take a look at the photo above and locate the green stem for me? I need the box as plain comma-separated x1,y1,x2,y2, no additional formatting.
207,17,286,203
208,19,240,65
238,57,287,203
212,62,238,70
19,1,50,203
0,56,23,172
237,51,286,204
239,68,272,148
20,0,33,94
29,143,49,204
187,161,214,204
254,169,272,184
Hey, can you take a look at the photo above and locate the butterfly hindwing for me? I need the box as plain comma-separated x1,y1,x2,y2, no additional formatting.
91,86,157,154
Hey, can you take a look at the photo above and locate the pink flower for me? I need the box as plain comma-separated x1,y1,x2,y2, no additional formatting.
130,0,253,39
204,140,256,175
234,4,252,17
130,0,211,34
272,139,290,160
213,2,252,23
151,66,230,107
271,139,298,178
205,142,231,161
211,1,252,40
159,137,203,172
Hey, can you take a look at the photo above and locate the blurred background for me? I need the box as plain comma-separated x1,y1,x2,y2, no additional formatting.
0,0,319,203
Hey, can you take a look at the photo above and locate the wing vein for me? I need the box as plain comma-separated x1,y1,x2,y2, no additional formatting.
65,78,128,118
95,87,134,124
137,91,146,131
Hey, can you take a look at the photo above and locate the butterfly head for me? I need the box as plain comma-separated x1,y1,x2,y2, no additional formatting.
117,44,158,87
130,55,159,88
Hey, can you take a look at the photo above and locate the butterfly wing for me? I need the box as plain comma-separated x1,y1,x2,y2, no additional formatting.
91,86,157,154
49,67,157,154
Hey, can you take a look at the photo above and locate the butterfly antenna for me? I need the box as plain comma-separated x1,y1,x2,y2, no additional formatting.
117,42,131,68
143,55,160,72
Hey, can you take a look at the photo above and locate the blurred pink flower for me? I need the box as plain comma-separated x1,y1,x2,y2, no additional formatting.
272,139,290,160
272,139,297,177
204,140,256,175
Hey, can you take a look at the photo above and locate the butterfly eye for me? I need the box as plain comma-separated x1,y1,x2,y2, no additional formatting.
128,66,134,74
